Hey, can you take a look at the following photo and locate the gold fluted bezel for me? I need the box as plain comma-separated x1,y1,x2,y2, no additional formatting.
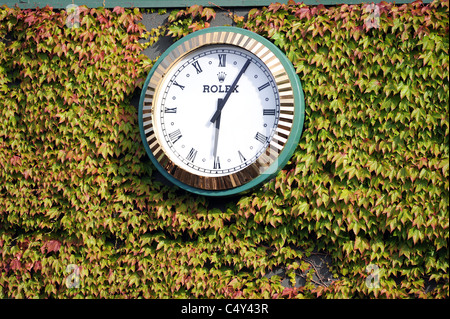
141,30,295,190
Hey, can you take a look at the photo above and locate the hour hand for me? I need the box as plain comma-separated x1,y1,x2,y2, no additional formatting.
213,99,223,159
210,59,251,123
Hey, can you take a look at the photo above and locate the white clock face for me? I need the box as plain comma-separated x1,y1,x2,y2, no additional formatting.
153,45,281,177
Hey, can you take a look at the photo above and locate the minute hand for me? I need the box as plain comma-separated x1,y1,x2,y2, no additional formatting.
210,59,251,123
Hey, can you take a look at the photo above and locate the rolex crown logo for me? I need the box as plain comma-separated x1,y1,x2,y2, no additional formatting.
217,72,226,83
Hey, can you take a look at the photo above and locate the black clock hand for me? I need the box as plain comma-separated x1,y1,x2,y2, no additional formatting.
213,99,223,160
210,59,251,123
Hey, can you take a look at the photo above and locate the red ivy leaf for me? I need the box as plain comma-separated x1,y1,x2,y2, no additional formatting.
268,3,282,13
24,14,36,26
188,4,203,18
113,6,125,14
11,259,22,270
10,155,21,166
48,240,61,253
34,261,42,271
295,7,311,20
41,240,61,254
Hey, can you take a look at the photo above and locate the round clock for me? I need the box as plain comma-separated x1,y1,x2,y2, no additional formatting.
139,26,305,196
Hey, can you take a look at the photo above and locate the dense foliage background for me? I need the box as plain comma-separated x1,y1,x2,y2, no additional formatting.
0,0,448,298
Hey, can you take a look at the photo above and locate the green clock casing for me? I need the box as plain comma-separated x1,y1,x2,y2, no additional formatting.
139,26,305,196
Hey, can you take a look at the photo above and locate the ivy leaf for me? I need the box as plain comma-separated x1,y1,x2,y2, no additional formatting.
202,7,216,21
188,4,203,18
98,143,108,159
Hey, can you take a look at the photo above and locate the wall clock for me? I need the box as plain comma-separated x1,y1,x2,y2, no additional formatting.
139,26,305,196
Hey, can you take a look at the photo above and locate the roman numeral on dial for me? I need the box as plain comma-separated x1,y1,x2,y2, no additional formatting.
238,150,246,163
192,61,203,74
213,156,220,169
186,148,198,162
263,109,276,116
218,54,226,67
173,81,185,90
258,82,270,91
255,132,268,144
169,129,182,143
165,107,177,113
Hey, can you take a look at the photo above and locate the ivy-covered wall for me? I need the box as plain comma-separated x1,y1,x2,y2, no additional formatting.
0,0,448,298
